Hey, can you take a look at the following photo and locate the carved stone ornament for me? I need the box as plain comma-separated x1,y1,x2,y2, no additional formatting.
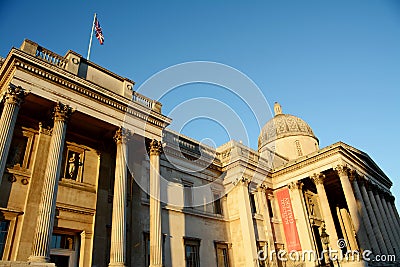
257,183,271,192
149,139,162,156
311,173,325,185
233,176,251,186
348,169,358,182
288,181,303,191
335,164,349,177
39,122,52,136
114,127,132,144
3,84,28,106
53,102,73,122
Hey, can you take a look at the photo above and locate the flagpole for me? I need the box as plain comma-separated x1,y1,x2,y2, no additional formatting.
87,13,96,60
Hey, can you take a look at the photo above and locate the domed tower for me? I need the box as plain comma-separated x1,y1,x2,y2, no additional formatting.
258,102,319,162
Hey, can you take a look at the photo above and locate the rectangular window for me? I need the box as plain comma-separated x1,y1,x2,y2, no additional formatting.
250,193,257,214
267,198,274,218
144,232,165,267
184,238,200,267
183,181,193,208
50,233,75,250
0,221,10,259
215,242,229,267
213,193,222,215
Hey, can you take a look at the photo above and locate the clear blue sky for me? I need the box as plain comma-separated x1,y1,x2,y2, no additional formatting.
1,1,400,205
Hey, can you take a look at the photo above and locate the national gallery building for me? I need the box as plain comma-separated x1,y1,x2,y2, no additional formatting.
0,40,399,267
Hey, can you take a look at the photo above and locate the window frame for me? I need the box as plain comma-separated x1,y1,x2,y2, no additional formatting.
184,237,201,267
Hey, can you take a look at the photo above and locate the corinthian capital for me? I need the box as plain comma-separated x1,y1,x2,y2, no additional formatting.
114,127,132,144
335,164,349,177
233,176,251,186
3,84,28,105
149,139,162,156
288,181,303,191
53,102,72,122
311,173,325,185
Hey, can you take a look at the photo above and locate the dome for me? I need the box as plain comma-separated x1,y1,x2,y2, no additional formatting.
258,102,318,151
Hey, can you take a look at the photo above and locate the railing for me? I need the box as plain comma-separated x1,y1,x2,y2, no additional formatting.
35,46,67,68
133,92,162,112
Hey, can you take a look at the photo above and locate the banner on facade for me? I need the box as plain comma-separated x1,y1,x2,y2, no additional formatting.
276,188,302,251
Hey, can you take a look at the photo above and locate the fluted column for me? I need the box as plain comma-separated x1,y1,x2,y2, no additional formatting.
372,188,395,255
380,193,400,255
367,184,393,255
335,165,369,251
29,102,72,262
386,196,400,245
109,127,130,267
234,177,258,267
349,170,380,254
360,181,387,254
288,181,314,252
0,84,28,184
149,139,163,267
256,184,274,247
311,173,338,247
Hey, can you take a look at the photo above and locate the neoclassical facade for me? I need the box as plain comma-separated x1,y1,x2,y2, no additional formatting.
0,40,399,267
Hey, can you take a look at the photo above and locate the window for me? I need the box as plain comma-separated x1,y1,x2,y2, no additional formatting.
213,193,222,215
295,140,303,156
267,197,274,218
63,144,85,182
50,233,78,267
0,221,10,259
144,232,165,267
50,234,75,250
250,193,257,214
215,242,229,267
184,238,200,267
6,136,28,166
183,181,193,209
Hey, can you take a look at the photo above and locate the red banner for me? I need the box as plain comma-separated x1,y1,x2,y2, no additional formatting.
276,188,302,251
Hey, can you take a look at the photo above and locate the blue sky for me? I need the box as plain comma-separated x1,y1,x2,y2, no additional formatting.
1,1,400,205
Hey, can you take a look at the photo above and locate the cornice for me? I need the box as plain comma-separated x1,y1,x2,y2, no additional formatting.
2,49,171,129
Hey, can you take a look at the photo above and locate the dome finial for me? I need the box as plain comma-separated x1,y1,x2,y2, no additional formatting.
274,102,282,116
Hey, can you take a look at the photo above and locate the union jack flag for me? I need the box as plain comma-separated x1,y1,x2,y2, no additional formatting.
94,16,104,45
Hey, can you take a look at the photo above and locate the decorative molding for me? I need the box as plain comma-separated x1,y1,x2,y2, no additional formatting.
53,102,73,122
3,83,28,106
335,164,349,177
39,122,52,135
233,176,251,186
13,59,169,128
311,173,325,185
113,127,132,144
149,139,162,156
288,180,303,191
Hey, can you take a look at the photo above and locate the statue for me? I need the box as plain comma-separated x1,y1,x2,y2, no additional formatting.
68,153,78,179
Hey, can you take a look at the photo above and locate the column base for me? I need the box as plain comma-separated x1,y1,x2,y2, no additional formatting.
108,263,126,267
0,261,55,267
149,265,163,267
27,256,49,263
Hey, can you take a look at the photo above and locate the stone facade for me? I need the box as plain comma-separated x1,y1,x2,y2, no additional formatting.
0,40,399,267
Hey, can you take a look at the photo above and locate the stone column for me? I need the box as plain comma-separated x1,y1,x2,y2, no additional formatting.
349,174,380,255
386,196,400,245
367,184,394,255
256,184,274,247
234,177,258,267
335,165,369,251
29,102,72,263
149,139,163,267
380,193,400,255
109,127,130,267
288,181,314,252
372,188,395,255
311,173,339,248
0,84,27,184
360,181,387,254
388,196,400,226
